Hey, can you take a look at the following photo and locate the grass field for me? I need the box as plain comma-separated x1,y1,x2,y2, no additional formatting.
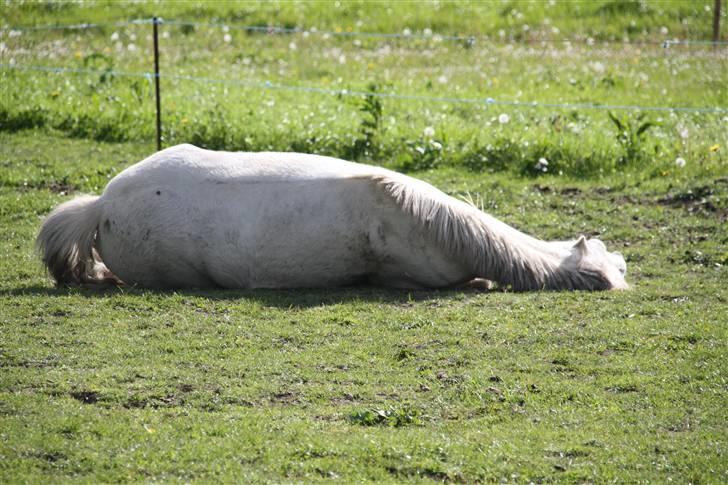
1,1,727,482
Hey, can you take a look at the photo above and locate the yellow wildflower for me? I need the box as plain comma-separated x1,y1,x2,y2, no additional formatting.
709,144,720,152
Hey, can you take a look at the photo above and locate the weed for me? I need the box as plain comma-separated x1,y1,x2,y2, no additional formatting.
349,405,422,427
346,83,383,160
608,111,658,166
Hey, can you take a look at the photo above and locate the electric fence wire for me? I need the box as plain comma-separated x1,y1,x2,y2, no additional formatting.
2,17,727,47
2,63,726,114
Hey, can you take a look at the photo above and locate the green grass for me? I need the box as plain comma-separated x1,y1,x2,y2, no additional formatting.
1,1,728,482
1,130,726,482
2,1,726,178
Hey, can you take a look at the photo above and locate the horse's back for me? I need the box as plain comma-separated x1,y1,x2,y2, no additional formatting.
94,145,469,288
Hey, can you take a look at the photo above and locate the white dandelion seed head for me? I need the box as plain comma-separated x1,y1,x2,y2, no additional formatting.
423,126,435,137
223,33,232,43
675,157,686,168
535,157,549,172
498,113,510,124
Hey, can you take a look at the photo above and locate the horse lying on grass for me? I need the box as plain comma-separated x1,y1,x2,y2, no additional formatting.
37,144,628,291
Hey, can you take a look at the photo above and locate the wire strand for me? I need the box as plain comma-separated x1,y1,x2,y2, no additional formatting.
3,63,725,114
2,18,727,47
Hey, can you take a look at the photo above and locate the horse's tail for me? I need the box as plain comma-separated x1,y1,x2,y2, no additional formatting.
36,195,108,286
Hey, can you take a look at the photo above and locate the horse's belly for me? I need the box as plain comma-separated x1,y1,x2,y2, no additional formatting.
97,177,381,288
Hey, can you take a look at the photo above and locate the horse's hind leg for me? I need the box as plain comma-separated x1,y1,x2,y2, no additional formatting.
79,248,125,288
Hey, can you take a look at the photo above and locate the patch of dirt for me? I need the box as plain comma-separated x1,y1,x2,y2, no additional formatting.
532,184,582,196
69,390,99,404
658,179,728,219
330,392,359,405
270,391,299,405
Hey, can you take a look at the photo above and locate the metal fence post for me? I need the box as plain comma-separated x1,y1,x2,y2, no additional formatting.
714,0,722,49
153,16,162,151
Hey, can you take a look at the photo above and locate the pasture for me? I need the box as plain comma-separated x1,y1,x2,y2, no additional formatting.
1,1,727,482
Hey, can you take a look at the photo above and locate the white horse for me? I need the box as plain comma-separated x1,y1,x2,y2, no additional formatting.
37,144,628,291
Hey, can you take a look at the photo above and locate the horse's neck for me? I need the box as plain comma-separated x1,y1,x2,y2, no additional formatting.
471,212,570,290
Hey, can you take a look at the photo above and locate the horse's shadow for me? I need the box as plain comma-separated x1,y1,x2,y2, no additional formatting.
0,284,493,309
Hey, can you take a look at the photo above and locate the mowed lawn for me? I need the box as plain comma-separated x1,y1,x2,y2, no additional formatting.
1,131,726,482
1,1,727,482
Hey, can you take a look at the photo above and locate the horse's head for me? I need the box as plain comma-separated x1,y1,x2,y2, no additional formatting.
567,236,628,290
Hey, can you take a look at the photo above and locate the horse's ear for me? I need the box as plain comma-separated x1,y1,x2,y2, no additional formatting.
573,235,589,257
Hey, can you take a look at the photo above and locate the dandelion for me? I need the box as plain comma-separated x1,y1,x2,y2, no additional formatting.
127,43,137,52
437,75,447,84
431,140,443,150
223,33,232,43
709,144,720,152
289,41,297,50
423,126,435,137
498,113,510,124
675,157,686,168
678,126,689,139
535,157,549,172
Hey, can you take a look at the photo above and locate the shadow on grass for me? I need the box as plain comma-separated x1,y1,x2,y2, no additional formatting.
0,284,492,308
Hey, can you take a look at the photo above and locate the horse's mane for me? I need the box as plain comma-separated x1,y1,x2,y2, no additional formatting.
372,173,611,291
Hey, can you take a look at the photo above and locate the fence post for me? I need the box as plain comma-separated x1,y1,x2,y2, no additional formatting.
715,0,722,48
153,16,162,151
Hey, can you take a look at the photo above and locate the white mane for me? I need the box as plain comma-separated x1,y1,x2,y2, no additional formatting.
374,173,627,291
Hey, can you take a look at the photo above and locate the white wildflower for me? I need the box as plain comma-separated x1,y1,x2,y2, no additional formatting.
437,75,448,84
222,25,230,33
223,33,232,43
675,157,686,168
110,31,119,41
289,41,297,50
660,26,668,35
162,30,170,39
590,61,605,73
535,157,549,172
338,54,346,64
127,43,137,51
424,28,433,36
403,28,412,36
431,140,442,150
498,113,510,124
423,126,435,137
